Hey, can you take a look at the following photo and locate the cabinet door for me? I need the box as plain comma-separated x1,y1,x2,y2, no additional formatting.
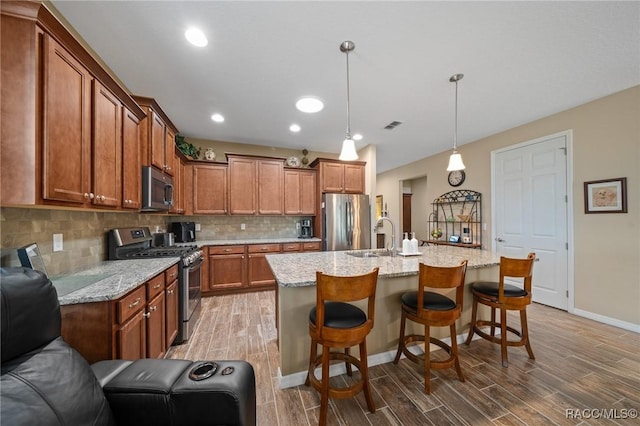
283,170,301,215
193,164,228,214
146,291,166,359
299,170,317,214
343,164,365,193
209,246,246,291
122,107,141,209
165,279,179,348
228,157,256,214
150,110,165,171
92,81,121,207
320,162,344,193
171,158,184,214
247,244,279,288
42,34,92,204
247,254,276,288
117,310,145,360
257,159,284,214
164,128,176,176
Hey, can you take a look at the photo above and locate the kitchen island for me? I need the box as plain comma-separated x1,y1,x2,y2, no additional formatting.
266,245,501,388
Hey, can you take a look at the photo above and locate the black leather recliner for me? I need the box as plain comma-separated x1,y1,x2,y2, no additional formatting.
0,267,256,425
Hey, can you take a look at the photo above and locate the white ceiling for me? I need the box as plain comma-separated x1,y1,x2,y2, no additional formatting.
51,1,640,173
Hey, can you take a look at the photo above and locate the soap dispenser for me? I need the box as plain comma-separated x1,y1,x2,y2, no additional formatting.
410,232,419,254
402,233,410,254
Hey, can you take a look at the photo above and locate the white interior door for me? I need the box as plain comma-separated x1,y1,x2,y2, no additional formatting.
493,133,569,310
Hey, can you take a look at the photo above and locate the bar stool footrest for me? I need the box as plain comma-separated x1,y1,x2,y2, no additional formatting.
308,352,364,399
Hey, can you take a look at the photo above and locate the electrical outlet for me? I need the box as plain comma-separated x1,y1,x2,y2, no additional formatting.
241,223,246,230
195,223,201,231
53,234,63,252
296,222,301,229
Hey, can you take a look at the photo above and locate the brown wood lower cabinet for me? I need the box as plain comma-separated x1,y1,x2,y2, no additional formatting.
248,244,280,288
60,265,177,364
208,245,246,292
165,271,179,347
203,241,321,295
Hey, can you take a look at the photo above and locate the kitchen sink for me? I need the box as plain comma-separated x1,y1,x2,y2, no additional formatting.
345,249,395,258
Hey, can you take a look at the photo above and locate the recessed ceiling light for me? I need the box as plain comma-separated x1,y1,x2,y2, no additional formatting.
353,133,363,141
296,97,324,113
289,124,301,132
185,27,208,47
211,113,224,123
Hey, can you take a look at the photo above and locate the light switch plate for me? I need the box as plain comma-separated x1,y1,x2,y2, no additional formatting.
195,223,201,231
53,233,63,252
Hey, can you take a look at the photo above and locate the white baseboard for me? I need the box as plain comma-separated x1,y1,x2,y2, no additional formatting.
571,308,640,333
278,332,485,389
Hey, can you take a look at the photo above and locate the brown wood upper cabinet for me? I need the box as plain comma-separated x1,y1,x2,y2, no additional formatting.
193,163,228,214
122,107,142,209
0,4,146,208
134,96,179,177
310,158,366,194
228,154,284,215
284,169,316,215
41,34,123,208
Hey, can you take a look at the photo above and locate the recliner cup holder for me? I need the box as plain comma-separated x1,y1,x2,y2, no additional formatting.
188,362,218,381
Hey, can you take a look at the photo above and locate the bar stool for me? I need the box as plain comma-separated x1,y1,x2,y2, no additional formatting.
305,268,379,426
464,253,536,367
393,260,468,394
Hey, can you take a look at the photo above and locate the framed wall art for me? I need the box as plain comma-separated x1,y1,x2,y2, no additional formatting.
583,177,627,214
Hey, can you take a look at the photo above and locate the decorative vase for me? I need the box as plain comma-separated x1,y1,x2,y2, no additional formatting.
204,148,216,161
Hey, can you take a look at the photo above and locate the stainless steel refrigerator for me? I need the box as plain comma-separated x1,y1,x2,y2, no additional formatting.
322,193,371,251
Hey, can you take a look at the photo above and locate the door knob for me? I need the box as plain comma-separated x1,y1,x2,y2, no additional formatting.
495,237,505,242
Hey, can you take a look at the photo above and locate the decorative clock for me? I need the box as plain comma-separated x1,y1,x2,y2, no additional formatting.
448,170,465,187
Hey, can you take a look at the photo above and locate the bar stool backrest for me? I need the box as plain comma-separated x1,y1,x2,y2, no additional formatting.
314,268,379,334
498,253,536,301
416,260,468,317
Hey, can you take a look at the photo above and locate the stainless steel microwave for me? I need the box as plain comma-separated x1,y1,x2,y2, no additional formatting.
141,166,173,211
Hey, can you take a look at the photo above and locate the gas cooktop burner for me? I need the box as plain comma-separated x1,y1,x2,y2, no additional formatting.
126,245,199,258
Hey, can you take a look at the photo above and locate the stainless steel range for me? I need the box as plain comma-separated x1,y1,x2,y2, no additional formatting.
108,227,203,344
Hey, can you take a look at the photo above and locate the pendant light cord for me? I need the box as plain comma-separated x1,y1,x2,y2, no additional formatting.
345,48,351,138
453,78,458,151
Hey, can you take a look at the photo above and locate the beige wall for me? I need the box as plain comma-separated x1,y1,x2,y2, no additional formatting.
376,86,640,326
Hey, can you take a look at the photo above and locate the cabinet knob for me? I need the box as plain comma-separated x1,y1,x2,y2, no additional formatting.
167,289,174,295
84,192,95,200
153,283,161,289
128,298,141,309
143,312,151,318
98,195,105,201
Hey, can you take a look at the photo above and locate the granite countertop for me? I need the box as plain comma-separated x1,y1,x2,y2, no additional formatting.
195,237,322,246
266,245,501,288
52,258,179,306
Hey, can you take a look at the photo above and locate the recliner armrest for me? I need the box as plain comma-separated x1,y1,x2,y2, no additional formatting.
94,359,256,426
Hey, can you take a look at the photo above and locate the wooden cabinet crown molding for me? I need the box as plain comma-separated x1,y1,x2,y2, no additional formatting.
132,96,179,134
31,3,146,121
309,157,367,168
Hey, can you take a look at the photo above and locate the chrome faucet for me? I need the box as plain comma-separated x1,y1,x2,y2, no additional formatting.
374,216,396,255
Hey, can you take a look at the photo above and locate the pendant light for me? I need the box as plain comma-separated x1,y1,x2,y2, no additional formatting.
446,73,466,171
339,41,358,161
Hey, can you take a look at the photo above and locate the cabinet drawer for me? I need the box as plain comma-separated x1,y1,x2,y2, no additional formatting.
208,245,245,255
117,286,146,324
281,243,301,252
147,273,165,299
248,243,281,254
165,264,179,283
302,242,321,251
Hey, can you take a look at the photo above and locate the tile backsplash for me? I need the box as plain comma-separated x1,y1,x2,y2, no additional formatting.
1,207,309,277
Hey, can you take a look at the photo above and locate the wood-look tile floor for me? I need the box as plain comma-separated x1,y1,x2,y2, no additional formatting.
166,291,640,425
